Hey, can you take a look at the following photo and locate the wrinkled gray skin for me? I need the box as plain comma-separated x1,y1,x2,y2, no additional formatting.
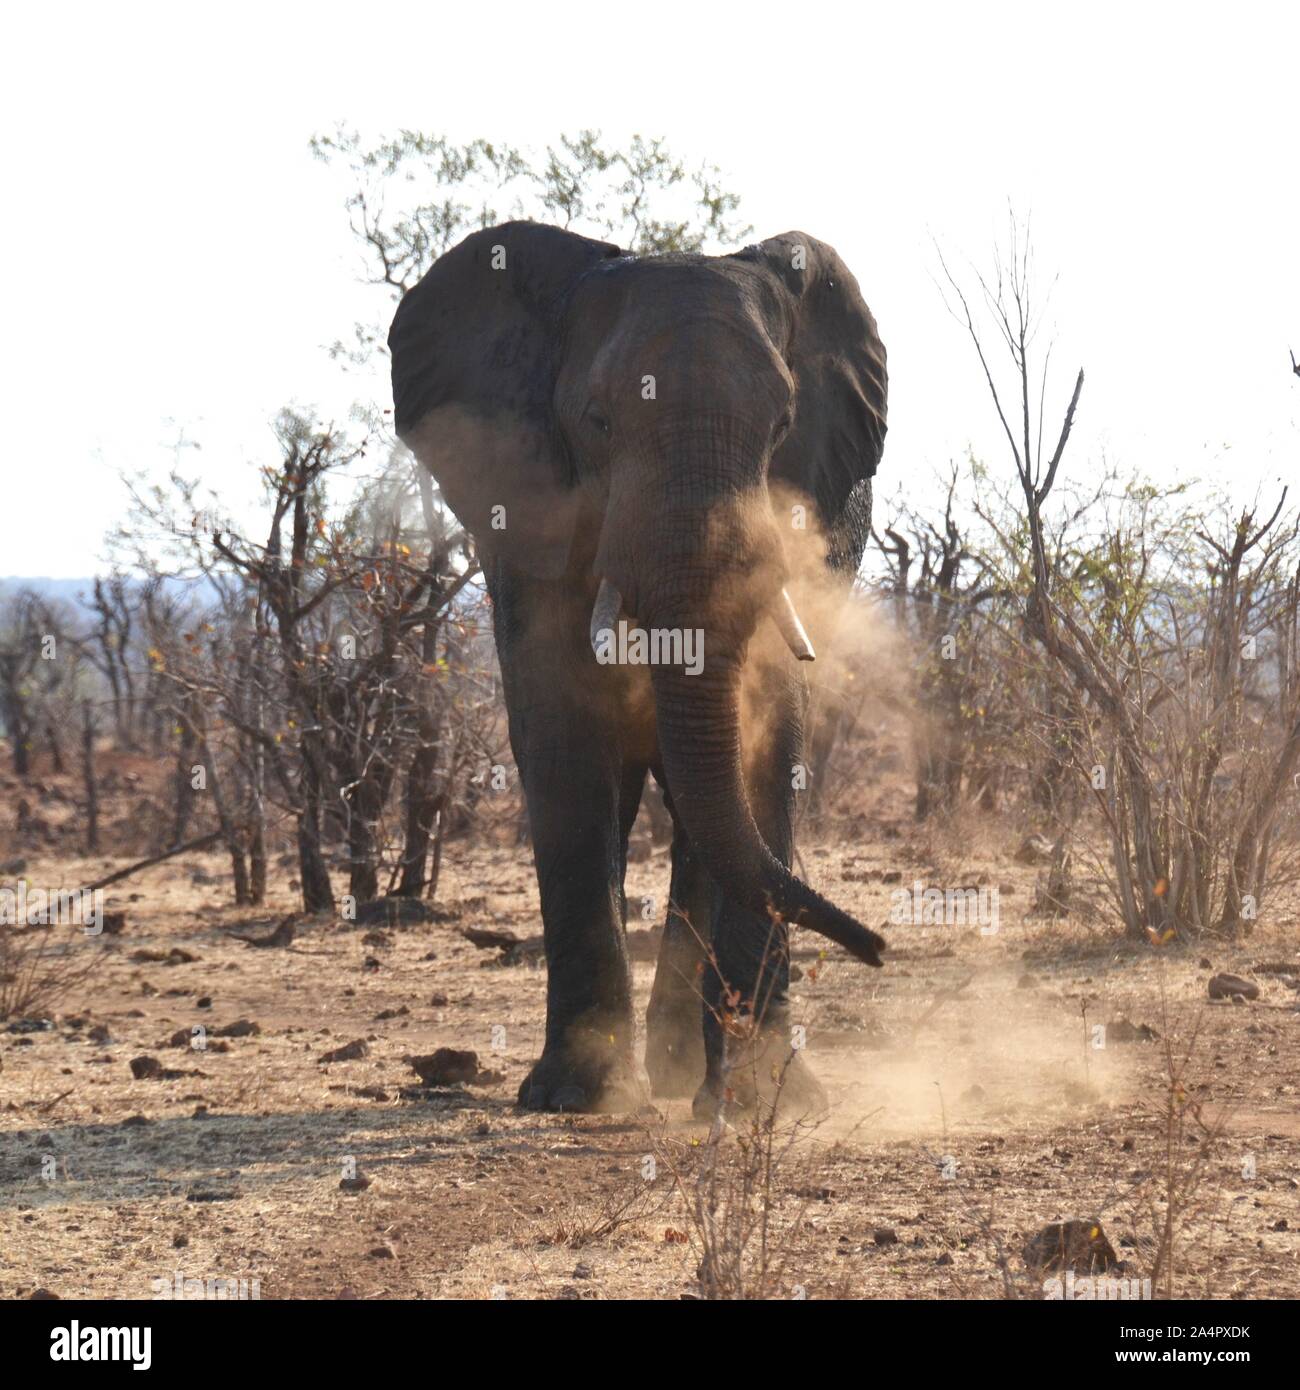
390,221,888,1116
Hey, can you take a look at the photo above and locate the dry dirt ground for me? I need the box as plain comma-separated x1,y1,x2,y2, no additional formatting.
2,778,1299,1301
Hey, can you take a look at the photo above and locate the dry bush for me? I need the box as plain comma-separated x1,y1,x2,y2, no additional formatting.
0,924,100,1023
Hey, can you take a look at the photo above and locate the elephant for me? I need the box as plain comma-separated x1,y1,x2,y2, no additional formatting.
389,220,888,1116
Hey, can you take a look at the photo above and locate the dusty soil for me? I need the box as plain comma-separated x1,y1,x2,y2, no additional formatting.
2,772,1298,1301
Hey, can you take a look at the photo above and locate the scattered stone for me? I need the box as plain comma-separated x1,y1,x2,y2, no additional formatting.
1105,1017,1160,1044
87,1024,112,1044
213,1019,260,1038
1208,973,1259,1002
873,1228,899,1247
405,1048,481,1086
130,947,198,965
460,924,519,950
185,1189,238,1203
28,1288,59,1300
495,936,546,968
129,1055,162,1080
339,1173,371,1193
101,911,127,935
7,1018,54,1034
229,916,296,949
320,1039,369,1063
374,1005,409,1021
1023,1218,1119,1274
366,1245,394,1259
429,993,450,1007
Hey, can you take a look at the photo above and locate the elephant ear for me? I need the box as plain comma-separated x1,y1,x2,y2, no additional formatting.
731,232,887,564
389,221,624,578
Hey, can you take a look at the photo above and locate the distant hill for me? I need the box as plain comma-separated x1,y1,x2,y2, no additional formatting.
0,575,220,615
0,577,102,611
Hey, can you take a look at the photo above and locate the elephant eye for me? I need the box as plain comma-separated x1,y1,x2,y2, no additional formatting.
774,412,793,443
585,404,611,437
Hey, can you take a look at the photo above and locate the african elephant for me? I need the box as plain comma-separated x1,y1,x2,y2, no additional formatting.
389,221,888,1116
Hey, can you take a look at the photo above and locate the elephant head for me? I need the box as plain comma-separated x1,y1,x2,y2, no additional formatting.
389,221,888,966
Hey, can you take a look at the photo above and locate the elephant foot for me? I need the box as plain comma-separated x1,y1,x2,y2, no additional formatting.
691,1027,828,1125
517,1031,644,1114
644,1006,705,1099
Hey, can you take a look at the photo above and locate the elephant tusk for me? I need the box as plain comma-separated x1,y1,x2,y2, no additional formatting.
589,577,623,656
772,588,816,661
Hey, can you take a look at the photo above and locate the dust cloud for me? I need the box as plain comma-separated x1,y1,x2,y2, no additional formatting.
810,970,1141,1143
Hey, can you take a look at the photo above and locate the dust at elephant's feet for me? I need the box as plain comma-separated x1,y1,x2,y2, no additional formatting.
516,1042,647,1114
691,1041,830,1126
644,1011,706,1100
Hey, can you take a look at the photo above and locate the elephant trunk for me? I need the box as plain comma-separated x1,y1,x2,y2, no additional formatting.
648,645,884,967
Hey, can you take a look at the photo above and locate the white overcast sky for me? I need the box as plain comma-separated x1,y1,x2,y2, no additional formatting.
3,1,1297,578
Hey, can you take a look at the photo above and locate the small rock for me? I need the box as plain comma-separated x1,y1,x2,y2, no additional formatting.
129,1055,162,1080
1208,973,1259,1002
213,1019,260,1038
1106,1017,1160,1044
320,1039,369,1063
873,1228,899,1247
6,1018,53,1034
405,1048,480,1086
1023,1218,1119,1274
340,1174,371,1193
